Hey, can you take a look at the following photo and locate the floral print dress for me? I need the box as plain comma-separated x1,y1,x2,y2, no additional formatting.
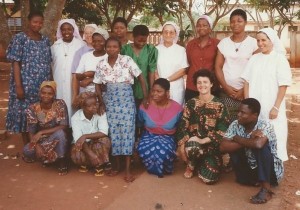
6,32,52,132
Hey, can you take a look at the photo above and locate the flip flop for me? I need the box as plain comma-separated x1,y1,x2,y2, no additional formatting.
22,155,35,163
94,168,104,177
58,167,68,176
78,165,89,173
124,175,135,183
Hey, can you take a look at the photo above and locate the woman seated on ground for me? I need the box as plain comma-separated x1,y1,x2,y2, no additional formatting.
23,81,69,175
176,69,229,184
137,78,183,178
71,92,114,176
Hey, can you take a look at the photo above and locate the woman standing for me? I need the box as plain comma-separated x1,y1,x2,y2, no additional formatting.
75,28,109,95
23,81,69,175
111,17,132,45
156,21,189,106
185,15,219,101
93,37,148,182
72,24,98,99
6,11,52,144
51,19,85,119
176,69,229,184
137,78,182,178
241,28,292,161
215,9,258,123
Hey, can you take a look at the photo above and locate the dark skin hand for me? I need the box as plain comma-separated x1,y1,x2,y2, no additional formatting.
95,84,106,115
75,132,108,166
13,61,25,99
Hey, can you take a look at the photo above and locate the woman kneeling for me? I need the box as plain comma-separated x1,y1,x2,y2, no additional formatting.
137,78,183,177
176,69,229,184
23,81,69,175
71,92,112,176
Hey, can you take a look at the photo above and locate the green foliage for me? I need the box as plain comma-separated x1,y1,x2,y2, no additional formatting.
63,0,103,25
10,0,47,14
179,24,194,43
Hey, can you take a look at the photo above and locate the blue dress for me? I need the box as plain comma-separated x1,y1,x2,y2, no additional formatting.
6,32,52,133
137,100,183,177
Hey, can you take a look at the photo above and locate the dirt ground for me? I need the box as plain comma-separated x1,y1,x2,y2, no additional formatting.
0,63,299,210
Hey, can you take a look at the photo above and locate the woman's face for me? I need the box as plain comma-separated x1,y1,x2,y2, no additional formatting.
133,35,148,49
162,25,176,44
60,23,74,42
83,97,98,115
92,34,106,52
196,76,213,95
151,84,168,102
40,86,55,104
106,40,120,57
84,26,95,45
257,32,273,54
28,16,44,33
196,19,211,37
112,22,127,39
230,15,246,34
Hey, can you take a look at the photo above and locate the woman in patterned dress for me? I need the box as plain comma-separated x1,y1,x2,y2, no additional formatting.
6,11,52,144
93,37,148,182
176,69,229,184
23,81,69,175
137,78,183,178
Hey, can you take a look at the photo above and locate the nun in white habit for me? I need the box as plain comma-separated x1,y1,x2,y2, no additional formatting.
241,28,292,161
51,19,85,122
156,21,189,105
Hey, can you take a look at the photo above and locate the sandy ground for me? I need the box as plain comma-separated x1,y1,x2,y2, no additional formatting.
0,63,299,210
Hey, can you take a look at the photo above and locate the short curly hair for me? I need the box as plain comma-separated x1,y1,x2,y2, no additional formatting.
72,91,97,109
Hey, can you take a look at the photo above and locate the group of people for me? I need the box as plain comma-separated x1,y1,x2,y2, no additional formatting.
5,8,292,204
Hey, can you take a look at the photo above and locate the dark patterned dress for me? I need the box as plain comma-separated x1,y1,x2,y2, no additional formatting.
176,96,229,183
6,32,52,132
23,99,69,163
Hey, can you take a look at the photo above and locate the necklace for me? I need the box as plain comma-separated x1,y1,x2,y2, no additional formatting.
232,35,247,52
63,42,71,57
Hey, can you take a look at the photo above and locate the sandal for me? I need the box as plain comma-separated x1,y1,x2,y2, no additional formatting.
78,165,89,173
94,168,104,177
22,155,35,163
183,165,194,179
250,187,274,204
104,162,118,176
124,175,135,183
58,166,68,176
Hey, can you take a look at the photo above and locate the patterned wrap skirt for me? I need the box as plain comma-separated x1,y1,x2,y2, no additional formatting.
103,83,136,156
137,130,177,177
185,140,222,183
220,91,241,123
23,129,67,163
71,137,111,167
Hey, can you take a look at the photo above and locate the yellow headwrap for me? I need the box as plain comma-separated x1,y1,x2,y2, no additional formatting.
40,81,57,93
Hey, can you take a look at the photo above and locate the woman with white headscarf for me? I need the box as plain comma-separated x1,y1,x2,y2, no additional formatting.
51,19,85,120
156,21,189,105
241,28,292,161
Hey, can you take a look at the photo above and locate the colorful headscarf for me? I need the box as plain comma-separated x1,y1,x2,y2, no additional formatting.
92,27,109,40
40,81,57,93
197,15,213,29
83,24,98,41
160,21,180,44
56,19,82,40
258,28,286,55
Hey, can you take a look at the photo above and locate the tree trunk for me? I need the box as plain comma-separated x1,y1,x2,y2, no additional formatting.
0,7,12,57
21,0,30,32
41,0,66,43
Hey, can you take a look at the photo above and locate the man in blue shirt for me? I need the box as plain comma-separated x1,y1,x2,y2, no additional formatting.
220,98,283,204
